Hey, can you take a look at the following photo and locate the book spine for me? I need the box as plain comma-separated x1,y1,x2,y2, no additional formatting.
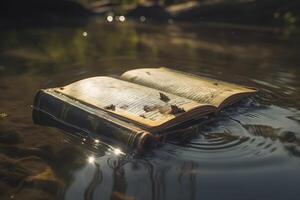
32,90,153,150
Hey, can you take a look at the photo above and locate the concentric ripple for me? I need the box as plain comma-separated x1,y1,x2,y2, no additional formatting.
155,94,300,169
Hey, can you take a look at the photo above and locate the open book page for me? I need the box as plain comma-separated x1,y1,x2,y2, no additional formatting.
54,77,215,131
121,67,257,109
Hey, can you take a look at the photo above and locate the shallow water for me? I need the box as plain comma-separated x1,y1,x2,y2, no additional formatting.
1,18,300,200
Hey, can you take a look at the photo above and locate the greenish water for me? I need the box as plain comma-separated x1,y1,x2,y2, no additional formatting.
0,18,300,200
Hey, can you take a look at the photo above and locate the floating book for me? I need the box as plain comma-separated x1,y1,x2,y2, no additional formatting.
33,67,257,149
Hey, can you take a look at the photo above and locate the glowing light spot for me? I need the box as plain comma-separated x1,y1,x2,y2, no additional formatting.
119,15,125,22
140,16,146,22
82,32,88,37
94,139,100,143
88,156,95,163
113,148,124,155
107,15,113,22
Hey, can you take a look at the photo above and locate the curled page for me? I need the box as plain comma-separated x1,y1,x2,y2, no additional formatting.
121,67,257,109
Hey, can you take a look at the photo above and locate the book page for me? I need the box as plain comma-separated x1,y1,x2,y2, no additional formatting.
121,67,257,108
54,77,215,130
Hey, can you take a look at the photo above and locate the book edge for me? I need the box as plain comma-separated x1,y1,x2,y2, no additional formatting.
33,89,154,150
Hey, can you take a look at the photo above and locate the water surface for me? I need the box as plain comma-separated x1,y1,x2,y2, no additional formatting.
0,19,300,200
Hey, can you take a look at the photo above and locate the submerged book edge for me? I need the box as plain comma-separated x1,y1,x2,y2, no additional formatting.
32,89,154,150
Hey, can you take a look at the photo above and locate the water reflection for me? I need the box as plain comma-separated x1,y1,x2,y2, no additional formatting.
1,19,300,199
88,156,95,164
62,95,300,200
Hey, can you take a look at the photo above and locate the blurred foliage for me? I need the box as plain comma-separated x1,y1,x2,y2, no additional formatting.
0,18,299,78
0,23,140,76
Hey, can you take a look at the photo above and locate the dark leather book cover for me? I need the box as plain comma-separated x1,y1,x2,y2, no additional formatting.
32,89,154,150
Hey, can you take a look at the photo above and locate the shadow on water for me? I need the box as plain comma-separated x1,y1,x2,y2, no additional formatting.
1,18,300,199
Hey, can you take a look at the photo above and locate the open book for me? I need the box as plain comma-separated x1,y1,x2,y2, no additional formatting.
33,67,257,149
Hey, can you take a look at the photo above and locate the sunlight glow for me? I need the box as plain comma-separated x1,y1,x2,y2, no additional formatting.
107,15,113,22
88,156,95,163
113,148,124,156
119,16,126,22
82,32,88,37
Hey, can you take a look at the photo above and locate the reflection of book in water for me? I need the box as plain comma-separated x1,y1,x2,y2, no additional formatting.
32,67,257,149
